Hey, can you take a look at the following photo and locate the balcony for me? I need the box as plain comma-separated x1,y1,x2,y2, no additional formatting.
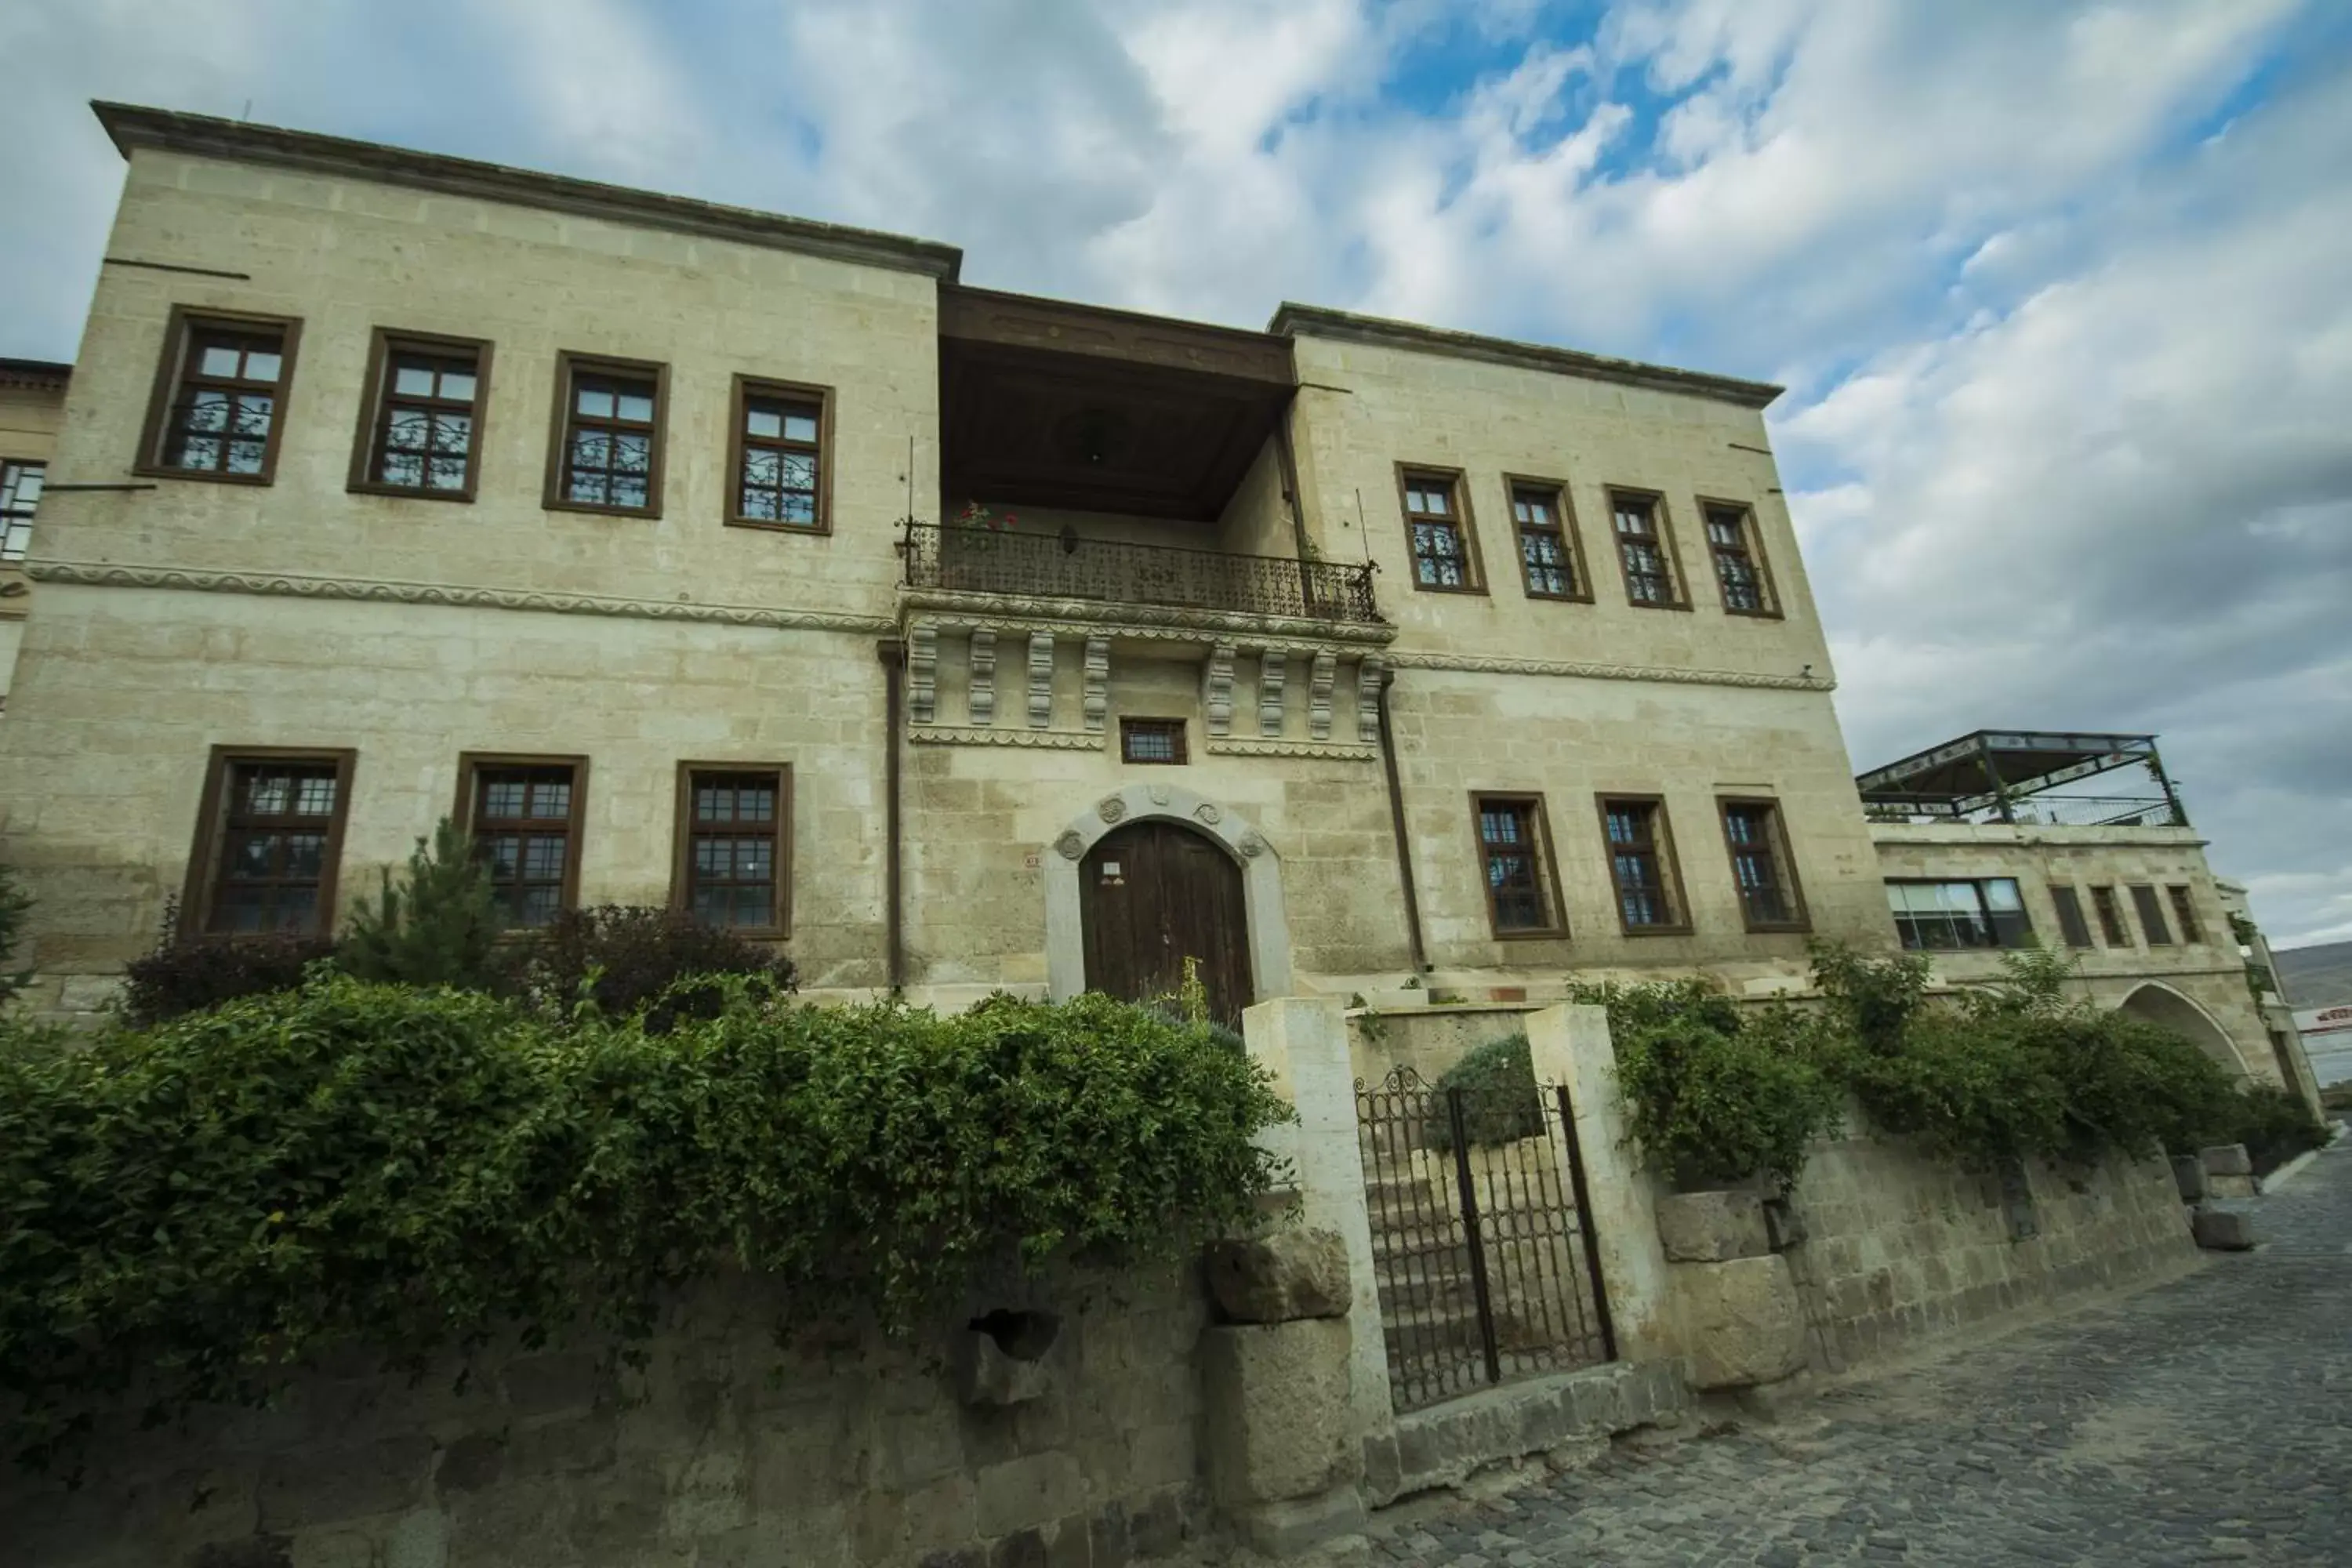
902,524,1383,628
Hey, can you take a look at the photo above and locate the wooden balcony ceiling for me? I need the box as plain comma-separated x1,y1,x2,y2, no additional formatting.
940,285,1295,524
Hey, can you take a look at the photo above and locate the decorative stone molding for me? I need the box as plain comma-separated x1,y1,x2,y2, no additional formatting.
1082,636,1109,733
1194,802,1223,826
1237,833,1267,858
1055,831,1086,859
968,629,996,726
899,586,1396,650
31,560,899,634
1307,651,1336,741
1258,650,1287,737
1027,632,1056,728
1357,658,1383,746
1203,642,1237,738
907,727,1104,750
907,622,938,725
1205,738,1377,763
1147,784,1171,808
1385,648,1836,692
1098,796,1127,823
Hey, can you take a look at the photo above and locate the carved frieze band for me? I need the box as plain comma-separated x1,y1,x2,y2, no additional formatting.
1383,648,1836,691
907,623,938,725
1258,650,1287,737
1204,738,1377,762
31,561,898,634
909,726,1105,751
968,629,996,726
1082,637,1109,733
1202,642,1236,738
898,587,1395,648
1308,649,1337,742
1027,633,1056,729
1357,657,1384,746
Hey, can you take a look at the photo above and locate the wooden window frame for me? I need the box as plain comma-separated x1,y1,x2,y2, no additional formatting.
1502,474,1594,604
2049,884,2095,949
1596,793,1693,935
453,752,591,927
726,374,835,534
347,327,495,503
1393,463,1487,596
1603,487,1690,611
1886,879,2034,951
670,761,793,939
1715,795,1809,933
1119,717,1190,765
135,304,303,486
181,745,358,938
2166,884,2203,944
543,350,669,519
2089,884,2131,948
1470,791,1569,941
2129,884,2174,946
1697,497,1783,619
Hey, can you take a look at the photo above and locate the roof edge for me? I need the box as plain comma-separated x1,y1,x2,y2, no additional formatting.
0,358,72,387
92,101,964,284
1267,303,1782,410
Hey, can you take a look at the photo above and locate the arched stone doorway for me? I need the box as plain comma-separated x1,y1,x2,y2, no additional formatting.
1080,819,1253,1025
2117,982,2254,1080
1043,783,1292,1013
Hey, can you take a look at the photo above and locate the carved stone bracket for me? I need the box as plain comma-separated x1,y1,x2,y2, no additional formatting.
1028,632,1055,728
1202,642,1237,738
908,622,938,725
1083,636,1109,733
968,629,996,726
1308,649,1337,742
1357,657,1383,746
1258,649,1287,737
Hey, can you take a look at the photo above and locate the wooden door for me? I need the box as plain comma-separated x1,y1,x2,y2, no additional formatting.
1080,820,1254,1026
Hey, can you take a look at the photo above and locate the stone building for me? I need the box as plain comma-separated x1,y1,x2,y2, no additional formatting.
0,357,67,704
0,103,2312,1109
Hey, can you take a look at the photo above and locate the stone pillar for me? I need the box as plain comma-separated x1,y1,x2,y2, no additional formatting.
1523,1004,1678,1363
968,629,996,726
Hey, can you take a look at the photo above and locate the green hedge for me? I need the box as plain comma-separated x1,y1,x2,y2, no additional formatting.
1425,1033,1546,1152
0,975,1287,1468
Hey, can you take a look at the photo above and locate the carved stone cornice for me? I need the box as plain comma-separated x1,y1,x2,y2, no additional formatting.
1383,648,1835,692
28,560,898,634
908,725,1105,751
898,587,1394,652
1205,738,1377,762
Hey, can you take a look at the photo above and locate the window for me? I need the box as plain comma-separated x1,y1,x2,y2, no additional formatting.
674,764,789,934
1600,795,1687,933
1886,880,2032,950
1718,798,1806,931
1120,717,1189,765
183,748,355,937
1507,480,1584,601
546,352,666,517
2129,884,2173,946
729,376,830,531
1607,491,1682,608
1702,503,1777,616
2090,885,2130,947
0,459,41,562
2167,885,2202,944
1398,468,1479,591
2050,885,2095,948
1474,793,1565,938
458,754,587,928
350,330,490,499
137,308,299,483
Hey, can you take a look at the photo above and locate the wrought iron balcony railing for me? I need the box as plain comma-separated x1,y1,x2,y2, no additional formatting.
901,524,1383,627
1864,793,2188,828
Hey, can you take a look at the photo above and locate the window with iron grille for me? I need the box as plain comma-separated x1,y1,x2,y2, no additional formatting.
185,750,354,937
1703,503,1775,615
461,756,586,928
1719,798,1806,931
2129,884,2173,946
731,377,829,530
676,765,788,933
140,310,298,483
547,353,664,516
1400,470,1476,590
1601,796,1684,931
0,459,41,562
2167,885,2202,944
353,331,488,499
1608,491,1679,607
2090,884,2130,946
1509,481,1581,600
1886,879,2032,949
1120,717,1189,765
2050,884,2095,947
1475,794,1563,937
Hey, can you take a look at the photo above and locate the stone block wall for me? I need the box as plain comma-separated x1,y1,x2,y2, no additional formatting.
2,1270,1210,1568
1778,1124,2200,1374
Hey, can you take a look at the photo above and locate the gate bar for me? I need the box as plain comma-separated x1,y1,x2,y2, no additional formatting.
1553,1084,1619,1363
1445,1087,1503,1385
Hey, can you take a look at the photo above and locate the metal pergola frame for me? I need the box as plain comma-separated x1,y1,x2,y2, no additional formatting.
1854,729,2186,826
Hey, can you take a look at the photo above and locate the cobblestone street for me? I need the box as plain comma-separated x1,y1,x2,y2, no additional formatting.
1368,1136,2352,1566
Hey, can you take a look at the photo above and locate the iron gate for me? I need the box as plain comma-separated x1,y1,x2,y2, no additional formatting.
1356,1066,1617,1412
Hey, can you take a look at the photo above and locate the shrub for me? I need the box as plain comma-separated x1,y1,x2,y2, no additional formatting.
1602,996,1844,1189
116,898,335,1026
508,906,799,1029
1425,1033,1545,1152
339,818,503,990
2221,1084,2329,1177
0,975,1287,1469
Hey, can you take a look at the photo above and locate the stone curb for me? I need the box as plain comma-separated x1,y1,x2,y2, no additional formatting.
2257,1126,2345,1195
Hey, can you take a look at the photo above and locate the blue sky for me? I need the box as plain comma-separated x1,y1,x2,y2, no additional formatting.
3,0,2349,947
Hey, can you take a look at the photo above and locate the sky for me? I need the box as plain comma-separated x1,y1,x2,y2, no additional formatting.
2,0,2348,948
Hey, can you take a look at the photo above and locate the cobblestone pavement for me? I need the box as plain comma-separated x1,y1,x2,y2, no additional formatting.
1367,1136,2352,1566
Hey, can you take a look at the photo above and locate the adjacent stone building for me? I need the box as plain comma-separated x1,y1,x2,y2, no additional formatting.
0,357,67,704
